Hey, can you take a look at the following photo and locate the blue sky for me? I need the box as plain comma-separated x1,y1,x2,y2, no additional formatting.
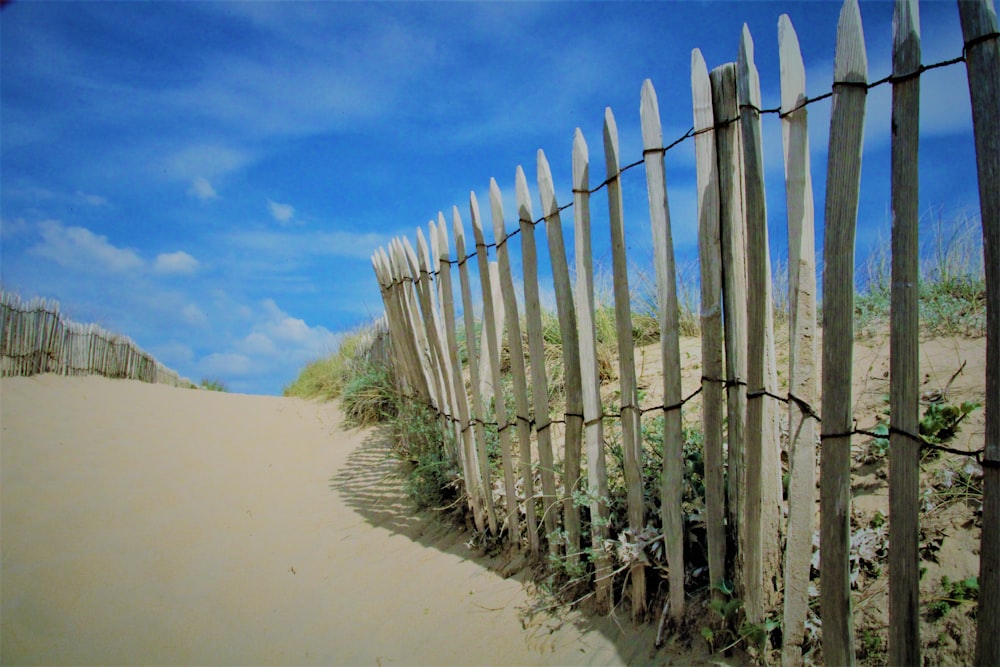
1,1,981,395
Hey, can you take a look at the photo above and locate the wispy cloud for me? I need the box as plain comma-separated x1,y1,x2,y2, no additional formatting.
267,199,295,225
154,251,200,276
76,191,109,207
28,220,143,273
188,177,219,201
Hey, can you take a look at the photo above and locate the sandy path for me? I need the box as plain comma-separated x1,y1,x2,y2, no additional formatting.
1,375,653,666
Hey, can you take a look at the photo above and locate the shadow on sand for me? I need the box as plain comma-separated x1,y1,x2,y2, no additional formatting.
328,425,724,666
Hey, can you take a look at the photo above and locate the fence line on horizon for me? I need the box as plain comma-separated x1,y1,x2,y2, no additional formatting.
0,290,189,388
369,1,998,664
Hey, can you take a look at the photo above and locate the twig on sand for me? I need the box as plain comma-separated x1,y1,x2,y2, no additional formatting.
655,597,671,648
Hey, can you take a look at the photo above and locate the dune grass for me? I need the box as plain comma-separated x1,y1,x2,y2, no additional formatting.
856,211,985,338
199,378,229,392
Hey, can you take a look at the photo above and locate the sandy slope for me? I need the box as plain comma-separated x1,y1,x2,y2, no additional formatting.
1,375,658,667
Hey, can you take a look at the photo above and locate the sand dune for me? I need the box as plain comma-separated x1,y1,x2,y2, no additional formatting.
1,375,661,666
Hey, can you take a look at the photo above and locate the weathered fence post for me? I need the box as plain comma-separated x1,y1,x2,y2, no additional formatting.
821,1,867,664
958,0,1000,663
572,128,613,613
737,24,784,625
490,179,540,552
888,1,922,664
691,49,728,606
434,215,487,533
471,191,522,545
515,166,560,554
640,79,686,622
777,14,820,667
710,63,749,583
538,149,585,565
604,106,647,619
453,210,500,534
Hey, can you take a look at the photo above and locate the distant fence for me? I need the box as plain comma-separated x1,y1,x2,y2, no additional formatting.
371,1,998,665
0,290,190,387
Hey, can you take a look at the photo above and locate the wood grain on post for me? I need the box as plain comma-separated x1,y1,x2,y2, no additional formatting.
737,24,784,623
454,210,500,534
821,2,867,664
490,179,540,552
471,191,522,545
778,15,820,666
428,220,462,458
410,233,453,439
479,263,506,403
710,63,749,570
957,1,1000,663
392,238,437,408
604,106,647,619
573,128,613,613
434,214,487,534
888,1,921,664
380,246,429,403
372,251,414,398
538,149,585,565
691,49,728,606
515,167,560,554
389,240,434,407
640,79,686,621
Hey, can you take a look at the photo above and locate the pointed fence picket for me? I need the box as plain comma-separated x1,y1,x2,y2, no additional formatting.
777,13,819,667
820,2,868,665
516,167,560,554
491,180,540,552
471,193,522,545
604,106,648,619
538,149,585,566
367,1,997,657
434,215,487,533
738,25,785,625
572,128,613,614
453,211,500,535
641,79,686,622
691,48,727,609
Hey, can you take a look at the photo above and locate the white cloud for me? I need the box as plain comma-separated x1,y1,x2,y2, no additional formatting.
76,191,109,206
238,331,277,355
154,250,200,275
188,177,218,201
29,220,143,273
267,198,295,225
258,298,338,351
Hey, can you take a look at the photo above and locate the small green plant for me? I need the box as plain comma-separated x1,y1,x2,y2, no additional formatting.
858,627,886,663
390,400,462,513
701,580,779,655
925,575,978,621
919,400,980,453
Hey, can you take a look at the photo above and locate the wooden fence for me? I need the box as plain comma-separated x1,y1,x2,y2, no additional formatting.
0,290,190,387
371,1,998,664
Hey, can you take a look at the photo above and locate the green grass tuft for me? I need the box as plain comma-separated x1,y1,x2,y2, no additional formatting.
199,378,229,392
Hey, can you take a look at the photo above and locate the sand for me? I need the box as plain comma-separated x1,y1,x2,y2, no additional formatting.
1,375,659,667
